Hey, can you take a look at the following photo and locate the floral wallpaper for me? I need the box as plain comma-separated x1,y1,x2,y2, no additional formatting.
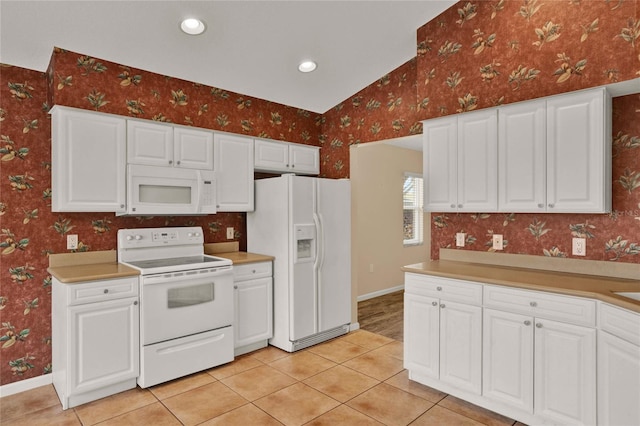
1,0,639,387
321,58,421,178
0,49,322,386
412,0,639,262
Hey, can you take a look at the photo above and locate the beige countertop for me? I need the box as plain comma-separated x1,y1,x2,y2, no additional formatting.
48,262,139,284
209,251,274,265
403,260,640,313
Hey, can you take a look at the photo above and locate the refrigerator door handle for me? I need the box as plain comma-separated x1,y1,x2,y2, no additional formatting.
313,212,324,271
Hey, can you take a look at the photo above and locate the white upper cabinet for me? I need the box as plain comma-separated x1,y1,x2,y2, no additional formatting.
128,120,214,170
426,87,612,214
546,88,611,213
174,126,214,170
214,133,254,212
254,138,319,175
51,106,126,213
423,109,497,212
289,143,320,174
498,100,547,212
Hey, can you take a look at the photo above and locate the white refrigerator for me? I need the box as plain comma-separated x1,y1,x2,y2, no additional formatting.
247,174,351,352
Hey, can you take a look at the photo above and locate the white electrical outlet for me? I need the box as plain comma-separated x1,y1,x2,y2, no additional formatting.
226,227,234,239
492,234,504,250
67,234,78,250
456,232,466,247
572,237,586,256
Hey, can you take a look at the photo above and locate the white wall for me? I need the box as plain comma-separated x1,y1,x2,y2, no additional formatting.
350,138,429,322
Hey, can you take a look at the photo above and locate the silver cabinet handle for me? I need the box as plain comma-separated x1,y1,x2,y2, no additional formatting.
103,289,109,294
176,161,181,165
291,164,295,168
530,301,537,307
432,301,438,306
252,270,256,274
134,301,138,306
538,203,544,208
436,286,442,291
536,323,543,328
524,320,531,326
440,303,446,308
548,203,554,208
457,204,463,208
234,285,238,289
286,164,289,167
168,160,173,164
450,204,456,208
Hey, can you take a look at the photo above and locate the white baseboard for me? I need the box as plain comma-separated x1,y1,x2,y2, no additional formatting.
349,322,360,331
357,284,404,302
0,374,53,398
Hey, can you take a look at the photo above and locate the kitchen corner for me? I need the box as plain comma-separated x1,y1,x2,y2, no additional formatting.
204,241,274,265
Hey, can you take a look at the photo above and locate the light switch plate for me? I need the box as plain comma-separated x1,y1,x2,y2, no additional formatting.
572,237,586,256
492,234,503,250
226,227,234,240
456,233,466,247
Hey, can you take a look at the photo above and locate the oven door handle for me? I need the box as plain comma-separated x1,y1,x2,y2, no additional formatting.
143,267,232,285
156,332,227,355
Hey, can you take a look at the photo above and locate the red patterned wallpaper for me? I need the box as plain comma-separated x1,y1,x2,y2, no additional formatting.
321,58,421,178
0,49,322,385
413,0,639,262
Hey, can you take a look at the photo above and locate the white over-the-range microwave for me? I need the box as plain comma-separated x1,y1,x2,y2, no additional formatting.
117,164,216,216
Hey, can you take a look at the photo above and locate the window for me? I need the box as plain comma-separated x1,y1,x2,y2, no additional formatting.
403,173,424,246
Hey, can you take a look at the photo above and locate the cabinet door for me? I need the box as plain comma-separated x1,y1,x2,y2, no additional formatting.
51,106,126,212
254,138,289,172
534,318,596,425
69,297,139,396
457,109,498,212
404,293,440,379
546,89,610,213
482,309,534,412
498,100,546,212
127,120,173,166
597,330,640,426
234,277,272,347
289,144,319,175
174,127,214,170
423,117,457,212
214,133,254,211
439,300,482,394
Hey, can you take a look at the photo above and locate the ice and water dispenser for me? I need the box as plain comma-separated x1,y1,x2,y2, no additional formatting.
294,224,316,263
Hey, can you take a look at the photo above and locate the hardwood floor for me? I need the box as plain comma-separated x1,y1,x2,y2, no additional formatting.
358,290,404,341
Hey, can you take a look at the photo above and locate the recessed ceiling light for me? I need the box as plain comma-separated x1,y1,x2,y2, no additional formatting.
181,18,206,35
298,60,317,73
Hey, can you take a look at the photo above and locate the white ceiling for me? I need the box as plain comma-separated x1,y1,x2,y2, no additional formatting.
0,0,456,113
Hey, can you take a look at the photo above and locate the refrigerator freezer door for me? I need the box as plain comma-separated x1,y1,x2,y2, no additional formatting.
290,176,317,340
316,179,351,332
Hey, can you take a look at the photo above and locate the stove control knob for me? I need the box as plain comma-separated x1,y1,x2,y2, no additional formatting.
126,235,133,241
188,232,194,237
135,235,142,240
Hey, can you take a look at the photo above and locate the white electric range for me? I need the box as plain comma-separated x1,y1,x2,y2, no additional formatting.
117,226,234,388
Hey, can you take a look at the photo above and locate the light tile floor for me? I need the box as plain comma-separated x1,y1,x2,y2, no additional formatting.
1,330,525,426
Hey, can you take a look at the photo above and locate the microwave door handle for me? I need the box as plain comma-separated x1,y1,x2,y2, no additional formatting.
195,170,203,213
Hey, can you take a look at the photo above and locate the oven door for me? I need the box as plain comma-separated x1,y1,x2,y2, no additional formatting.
140,267,233,345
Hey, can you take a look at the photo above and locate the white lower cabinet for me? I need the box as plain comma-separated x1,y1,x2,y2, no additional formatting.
53,277,139,409
597,304,640,426
405,272,607,426
404,274,482,395
484,308,596,424
233,261,273,355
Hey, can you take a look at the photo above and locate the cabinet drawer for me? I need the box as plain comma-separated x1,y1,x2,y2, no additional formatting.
484,285,596,327
233,261,272,281
405,273,482,305
599,303,640,346
67,277,138,306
